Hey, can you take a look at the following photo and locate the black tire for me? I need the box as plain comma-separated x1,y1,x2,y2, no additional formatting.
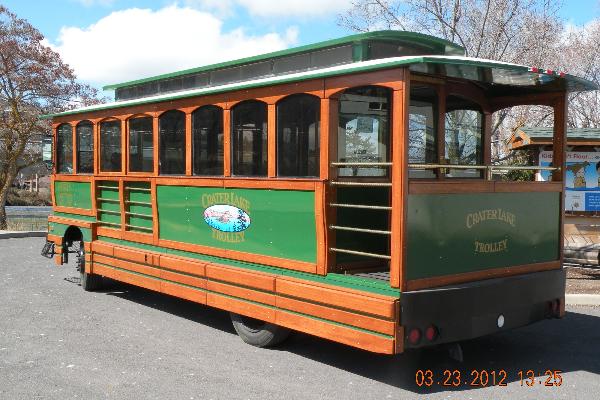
75,241,102,291
230,313,291,348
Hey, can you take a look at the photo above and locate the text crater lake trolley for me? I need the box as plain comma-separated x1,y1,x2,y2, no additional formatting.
41,30,597,354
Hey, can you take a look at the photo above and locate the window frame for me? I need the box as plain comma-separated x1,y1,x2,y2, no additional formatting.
99,118,124,174
127,114,155,175
230,99,269,177
158,109,187,176
56,123,74,175
191,104,224,177
75,120,94,175
276,93,321,178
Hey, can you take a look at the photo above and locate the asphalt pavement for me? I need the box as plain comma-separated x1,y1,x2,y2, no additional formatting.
1,237,599,400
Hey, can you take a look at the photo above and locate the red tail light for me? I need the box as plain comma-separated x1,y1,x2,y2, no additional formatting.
408,328,421,345
425,325,439,342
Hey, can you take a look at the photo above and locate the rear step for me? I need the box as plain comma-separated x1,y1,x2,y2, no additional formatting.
41,241,55,259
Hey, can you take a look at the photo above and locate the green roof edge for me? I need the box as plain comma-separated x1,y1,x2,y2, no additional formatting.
101,30,464,90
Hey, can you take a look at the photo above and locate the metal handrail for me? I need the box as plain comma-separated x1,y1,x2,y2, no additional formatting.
330,181,392,187
408,163,560,171
329,203,392,211
329,225,391,235
329,247,391,260
331,162,392,167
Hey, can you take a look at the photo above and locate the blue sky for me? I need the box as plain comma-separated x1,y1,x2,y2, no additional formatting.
2,0,598,93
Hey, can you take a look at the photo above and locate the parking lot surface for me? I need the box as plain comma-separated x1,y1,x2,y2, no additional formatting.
1,238,599,399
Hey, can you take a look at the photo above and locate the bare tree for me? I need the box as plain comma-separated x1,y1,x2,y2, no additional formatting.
338,0,565,163
0,5,98,229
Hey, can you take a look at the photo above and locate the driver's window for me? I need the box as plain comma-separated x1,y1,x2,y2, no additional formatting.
409,84,437,178
444,96,483,178
337,86,390,177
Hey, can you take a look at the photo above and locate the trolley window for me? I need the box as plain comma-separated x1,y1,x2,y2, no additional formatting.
56,124,73,174
408,84,437,178
444,96,483,178
76,121,93,174
231,100,267,176
337,86,390,177
277,94,320,177
159,110,186,175
100,120,122,172
192,105,223,176
129,116,154,173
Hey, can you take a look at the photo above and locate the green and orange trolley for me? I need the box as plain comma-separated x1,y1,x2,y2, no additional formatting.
41,31,597,354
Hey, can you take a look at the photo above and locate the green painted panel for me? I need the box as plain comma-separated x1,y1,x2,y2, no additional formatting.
128,190,151,203
49,222,92,242
128,215,153,229
406,192,560,280
99,211,121,225
97,200,121,213
157,186,317,263
54,181,92,210
98,236,400,297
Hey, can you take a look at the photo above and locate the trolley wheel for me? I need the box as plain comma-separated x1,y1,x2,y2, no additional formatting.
230,313,291,348
75,241,102,292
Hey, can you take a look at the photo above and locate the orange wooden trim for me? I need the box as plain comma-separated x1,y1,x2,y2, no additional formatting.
161,281,207,305
121,119,127,175
72,124,77,174
90,178,97,217
151,179,159,243
155,177,224,187
50,176,56,206
52,175,93,182
390,74,408,289
92,121,99,174
314,181,326,276
93,263,161,292
490,91,562,111
160,269,207,289
52,125,57,175
185,112,192,176
268,103,276,177
408,180,494,194
446,81,491,113
319,98,330,180
324,68,404,97
435,84,446,179
207,280,276,306
96,226,122,240
408,180,562,194
275,278,396,319
47,215,94,229
223,178,317,191
393,300,403,354
112,246,150,264
276,296,395,336
207,292,276,323
54,254,63,266
483,113,492,166
554,94,567,265
46,234,63,245
410,73,445,85
83,242,91,252
227,80,324,105
152,115,159,176
405,261,561,291
159,238,317,274
159,254,206,276
275,310,394,354
122,231,154,246
91,241,114,256
118,179,126,233
205,263,275,291
493,181,562,193
94,254,160,279
223,109,231,177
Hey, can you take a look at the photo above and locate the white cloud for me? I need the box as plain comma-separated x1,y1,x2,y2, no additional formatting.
50,5,297,87
188,0,352,18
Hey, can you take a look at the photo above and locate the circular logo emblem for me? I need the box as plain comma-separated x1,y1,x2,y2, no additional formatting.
203,204,251,233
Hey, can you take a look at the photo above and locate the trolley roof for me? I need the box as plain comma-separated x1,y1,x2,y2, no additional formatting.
44,32,598,119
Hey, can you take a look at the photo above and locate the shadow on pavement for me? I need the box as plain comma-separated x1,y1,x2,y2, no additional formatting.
92,278,600,393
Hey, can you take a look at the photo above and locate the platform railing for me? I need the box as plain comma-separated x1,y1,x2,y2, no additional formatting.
328,161,393,261
408,163,560,180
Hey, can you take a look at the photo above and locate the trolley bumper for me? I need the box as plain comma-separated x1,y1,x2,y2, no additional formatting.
400,268,566,349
